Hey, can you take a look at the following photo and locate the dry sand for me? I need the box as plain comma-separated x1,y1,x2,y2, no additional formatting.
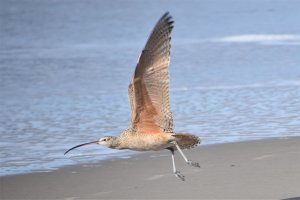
1,137,300,199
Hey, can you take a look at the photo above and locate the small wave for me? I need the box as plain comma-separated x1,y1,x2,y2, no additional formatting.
172,80,300,92
213,34,300,45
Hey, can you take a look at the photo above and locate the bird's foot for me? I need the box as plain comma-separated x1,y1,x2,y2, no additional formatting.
187,160,200,168
174,170,185,181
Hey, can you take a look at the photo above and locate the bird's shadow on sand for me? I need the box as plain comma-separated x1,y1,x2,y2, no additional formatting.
281,198,300,200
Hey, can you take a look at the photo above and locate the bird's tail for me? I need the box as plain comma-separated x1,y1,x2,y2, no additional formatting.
172,133,201,149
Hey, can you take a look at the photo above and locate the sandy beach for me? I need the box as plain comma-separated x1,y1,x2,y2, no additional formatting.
1,137,300,199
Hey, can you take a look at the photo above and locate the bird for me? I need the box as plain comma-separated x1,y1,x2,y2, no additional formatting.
64,12,201,181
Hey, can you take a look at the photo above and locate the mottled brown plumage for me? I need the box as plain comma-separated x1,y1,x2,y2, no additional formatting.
65,12,201,181
128,12,174,134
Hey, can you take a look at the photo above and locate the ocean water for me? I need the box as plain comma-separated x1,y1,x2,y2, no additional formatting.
1,0,300,176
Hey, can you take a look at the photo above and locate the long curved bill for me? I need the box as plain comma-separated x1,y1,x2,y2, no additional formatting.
64,140,98,155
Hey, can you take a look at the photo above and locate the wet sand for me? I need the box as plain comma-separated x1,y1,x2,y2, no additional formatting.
1,137,300,199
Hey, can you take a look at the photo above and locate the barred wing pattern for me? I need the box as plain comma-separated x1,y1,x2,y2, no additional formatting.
128,12,174,134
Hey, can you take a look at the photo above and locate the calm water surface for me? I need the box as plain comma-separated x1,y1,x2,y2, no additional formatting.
1,0,300,176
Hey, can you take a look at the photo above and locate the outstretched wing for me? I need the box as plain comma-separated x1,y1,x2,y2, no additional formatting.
128,12,174,134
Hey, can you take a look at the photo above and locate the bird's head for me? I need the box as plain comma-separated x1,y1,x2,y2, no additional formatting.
64,136,119,155
98,136,118,147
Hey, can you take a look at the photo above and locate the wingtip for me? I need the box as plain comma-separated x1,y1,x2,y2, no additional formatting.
159,12,174,33
163,11,170,17
161,11,173,22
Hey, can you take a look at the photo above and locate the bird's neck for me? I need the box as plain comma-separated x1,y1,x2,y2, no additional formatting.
109,137,123,149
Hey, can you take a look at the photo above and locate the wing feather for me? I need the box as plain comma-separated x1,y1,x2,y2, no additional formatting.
128,12,174,134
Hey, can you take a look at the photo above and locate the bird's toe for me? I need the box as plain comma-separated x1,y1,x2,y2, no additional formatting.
187,160,200,168
174,171,185,181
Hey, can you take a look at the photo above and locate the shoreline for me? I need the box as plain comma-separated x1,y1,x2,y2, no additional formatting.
1,137,300,199
0,136,290,178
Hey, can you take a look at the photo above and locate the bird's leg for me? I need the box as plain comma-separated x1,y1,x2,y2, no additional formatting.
167,147,185,181
174,142,200,168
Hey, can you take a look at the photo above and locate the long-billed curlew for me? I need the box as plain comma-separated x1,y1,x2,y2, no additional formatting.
64,12,201,181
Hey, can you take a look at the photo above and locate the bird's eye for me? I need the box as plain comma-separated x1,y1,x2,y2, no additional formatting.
103,138,107,141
